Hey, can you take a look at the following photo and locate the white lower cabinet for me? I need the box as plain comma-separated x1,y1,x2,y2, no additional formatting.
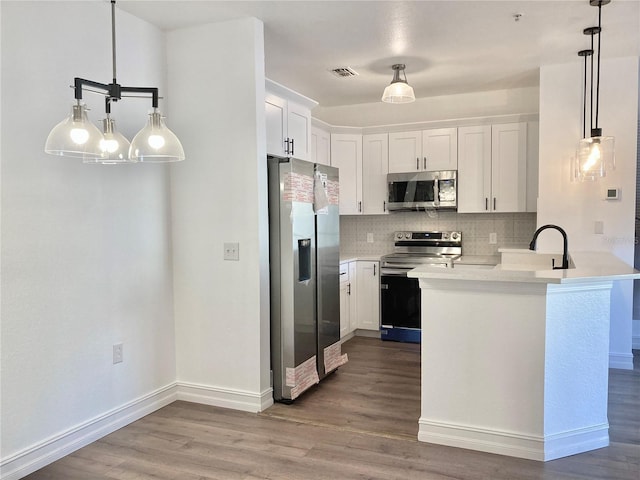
339,260,380,337
339,262,352,338
354,261,380,331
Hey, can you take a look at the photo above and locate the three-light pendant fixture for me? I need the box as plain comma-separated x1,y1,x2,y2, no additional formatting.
44,0,184,164
575,0,614,181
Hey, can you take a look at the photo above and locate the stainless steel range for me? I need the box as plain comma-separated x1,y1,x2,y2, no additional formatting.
380,231,462,343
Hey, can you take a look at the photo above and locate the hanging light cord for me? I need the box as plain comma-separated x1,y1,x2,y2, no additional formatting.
583,53,588,138
589,29,595,132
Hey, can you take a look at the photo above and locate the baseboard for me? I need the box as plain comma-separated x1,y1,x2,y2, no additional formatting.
340,331,356,343
354,329,381,339
176,382,273,413
0,383,178,480
632,334,640,350
609,351,634,370
418,418,609,462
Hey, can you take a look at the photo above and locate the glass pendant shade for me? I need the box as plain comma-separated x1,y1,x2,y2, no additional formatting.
576,135,615,180
129,110,185,163
382,64,416,104
85,117,133,164
382,81,416,104
45,103,104,159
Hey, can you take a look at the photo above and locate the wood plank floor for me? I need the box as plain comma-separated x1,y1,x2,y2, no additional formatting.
25,337,639,480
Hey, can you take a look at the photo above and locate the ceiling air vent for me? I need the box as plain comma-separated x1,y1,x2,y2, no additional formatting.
330,67,359,78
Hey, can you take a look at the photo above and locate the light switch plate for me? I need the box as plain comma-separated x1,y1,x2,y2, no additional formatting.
224,242,239,261
367,233,374,243
489,233,497,244
594,221,604,234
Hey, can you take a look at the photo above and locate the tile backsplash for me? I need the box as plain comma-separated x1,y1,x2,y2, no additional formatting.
340,212,537,257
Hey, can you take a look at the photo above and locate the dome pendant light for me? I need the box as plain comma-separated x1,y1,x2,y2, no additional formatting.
44,0,185,164
382,64,416,104
576,0,614,180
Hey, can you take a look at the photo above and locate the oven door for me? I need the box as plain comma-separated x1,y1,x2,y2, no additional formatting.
380,269,421,343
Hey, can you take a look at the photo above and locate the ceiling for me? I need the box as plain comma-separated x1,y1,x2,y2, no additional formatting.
118,0,640,108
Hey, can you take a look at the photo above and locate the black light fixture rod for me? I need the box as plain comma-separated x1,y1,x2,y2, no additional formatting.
594,1,602,130
589,29,595,131
578,49,593,139
111,0,117,84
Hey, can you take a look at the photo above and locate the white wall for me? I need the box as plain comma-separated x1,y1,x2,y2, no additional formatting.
538,57,639,369
167,18,272,411
313,87,539,127
0,2,176,477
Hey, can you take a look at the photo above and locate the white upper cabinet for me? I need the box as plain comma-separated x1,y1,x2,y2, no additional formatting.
265,79,317,161
362,133,389,214
457,122,529,213
311,126,331,166
330,133,363,215
388,128,457,173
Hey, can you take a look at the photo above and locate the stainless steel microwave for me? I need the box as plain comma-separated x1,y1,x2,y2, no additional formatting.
387,170,457,211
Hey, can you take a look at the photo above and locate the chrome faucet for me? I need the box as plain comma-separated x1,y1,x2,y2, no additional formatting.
528,224,569,270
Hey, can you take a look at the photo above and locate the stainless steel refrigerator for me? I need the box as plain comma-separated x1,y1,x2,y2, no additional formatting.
268,156,345,402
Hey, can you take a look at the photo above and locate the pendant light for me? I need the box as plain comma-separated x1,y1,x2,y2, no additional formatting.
575,0,614,180
382,64,416,104
44,0,185,164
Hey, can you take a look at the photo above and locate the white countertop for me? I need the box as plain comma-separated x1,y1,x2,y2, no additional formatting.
340,255,383,264
454,255,500,266
408,251,640,284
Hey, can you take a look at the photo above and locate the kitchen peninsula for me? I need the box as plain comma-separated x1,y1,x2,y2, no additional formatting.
408,251,640,461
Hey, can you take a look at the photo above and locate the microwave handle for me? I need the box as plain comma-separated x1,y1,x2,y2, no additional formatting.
433,177,440,206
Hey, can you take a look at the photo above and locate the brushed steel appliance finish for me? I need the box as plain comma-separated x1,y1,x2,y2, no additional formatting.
387,170,457,211
380,231,462,343
268,156,340,401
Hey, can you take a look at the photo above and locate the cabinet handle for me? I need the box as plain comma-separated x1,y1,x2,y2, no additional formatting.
416,157,419,170
485,198,488,211
424,157,427,170
340,272,347,276
347,283,351,295
383,200,386,212
373,264,377,276
358,201,362,213
291,138,294,155
284,138,290,155
493,198,496,210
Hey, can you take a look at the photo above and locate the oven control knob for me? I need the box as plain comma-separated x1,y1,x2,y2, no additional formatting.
405,233,411,239
451,232,459,240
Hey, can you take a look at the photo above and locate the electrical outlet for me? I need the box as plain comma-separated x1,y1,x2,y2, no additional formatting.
489,233,497,244
224,242,240,261
367,232,374,243
113,343,123,364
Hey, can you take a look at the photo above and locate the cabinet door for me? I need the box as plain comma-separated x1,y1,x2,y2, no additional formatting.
265,94,287,157
311,126,331,166
355,261,380,331
348,262,357,335
422,127,458,171
388,131,422,173
330,134,363,215
362,134,389,215
491,123,527,213
457,125,492,213
287,100,311,161
339,262,349,338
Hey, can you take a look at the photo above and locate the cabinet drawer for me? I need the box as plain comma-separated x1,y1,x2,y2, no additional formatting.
339,263,349,283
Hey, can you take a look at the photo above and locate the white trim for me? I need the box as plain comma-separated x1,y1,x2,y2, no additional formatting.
0,383,178,480
176,382,273,413
418,418,609,462
609,351,635,370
